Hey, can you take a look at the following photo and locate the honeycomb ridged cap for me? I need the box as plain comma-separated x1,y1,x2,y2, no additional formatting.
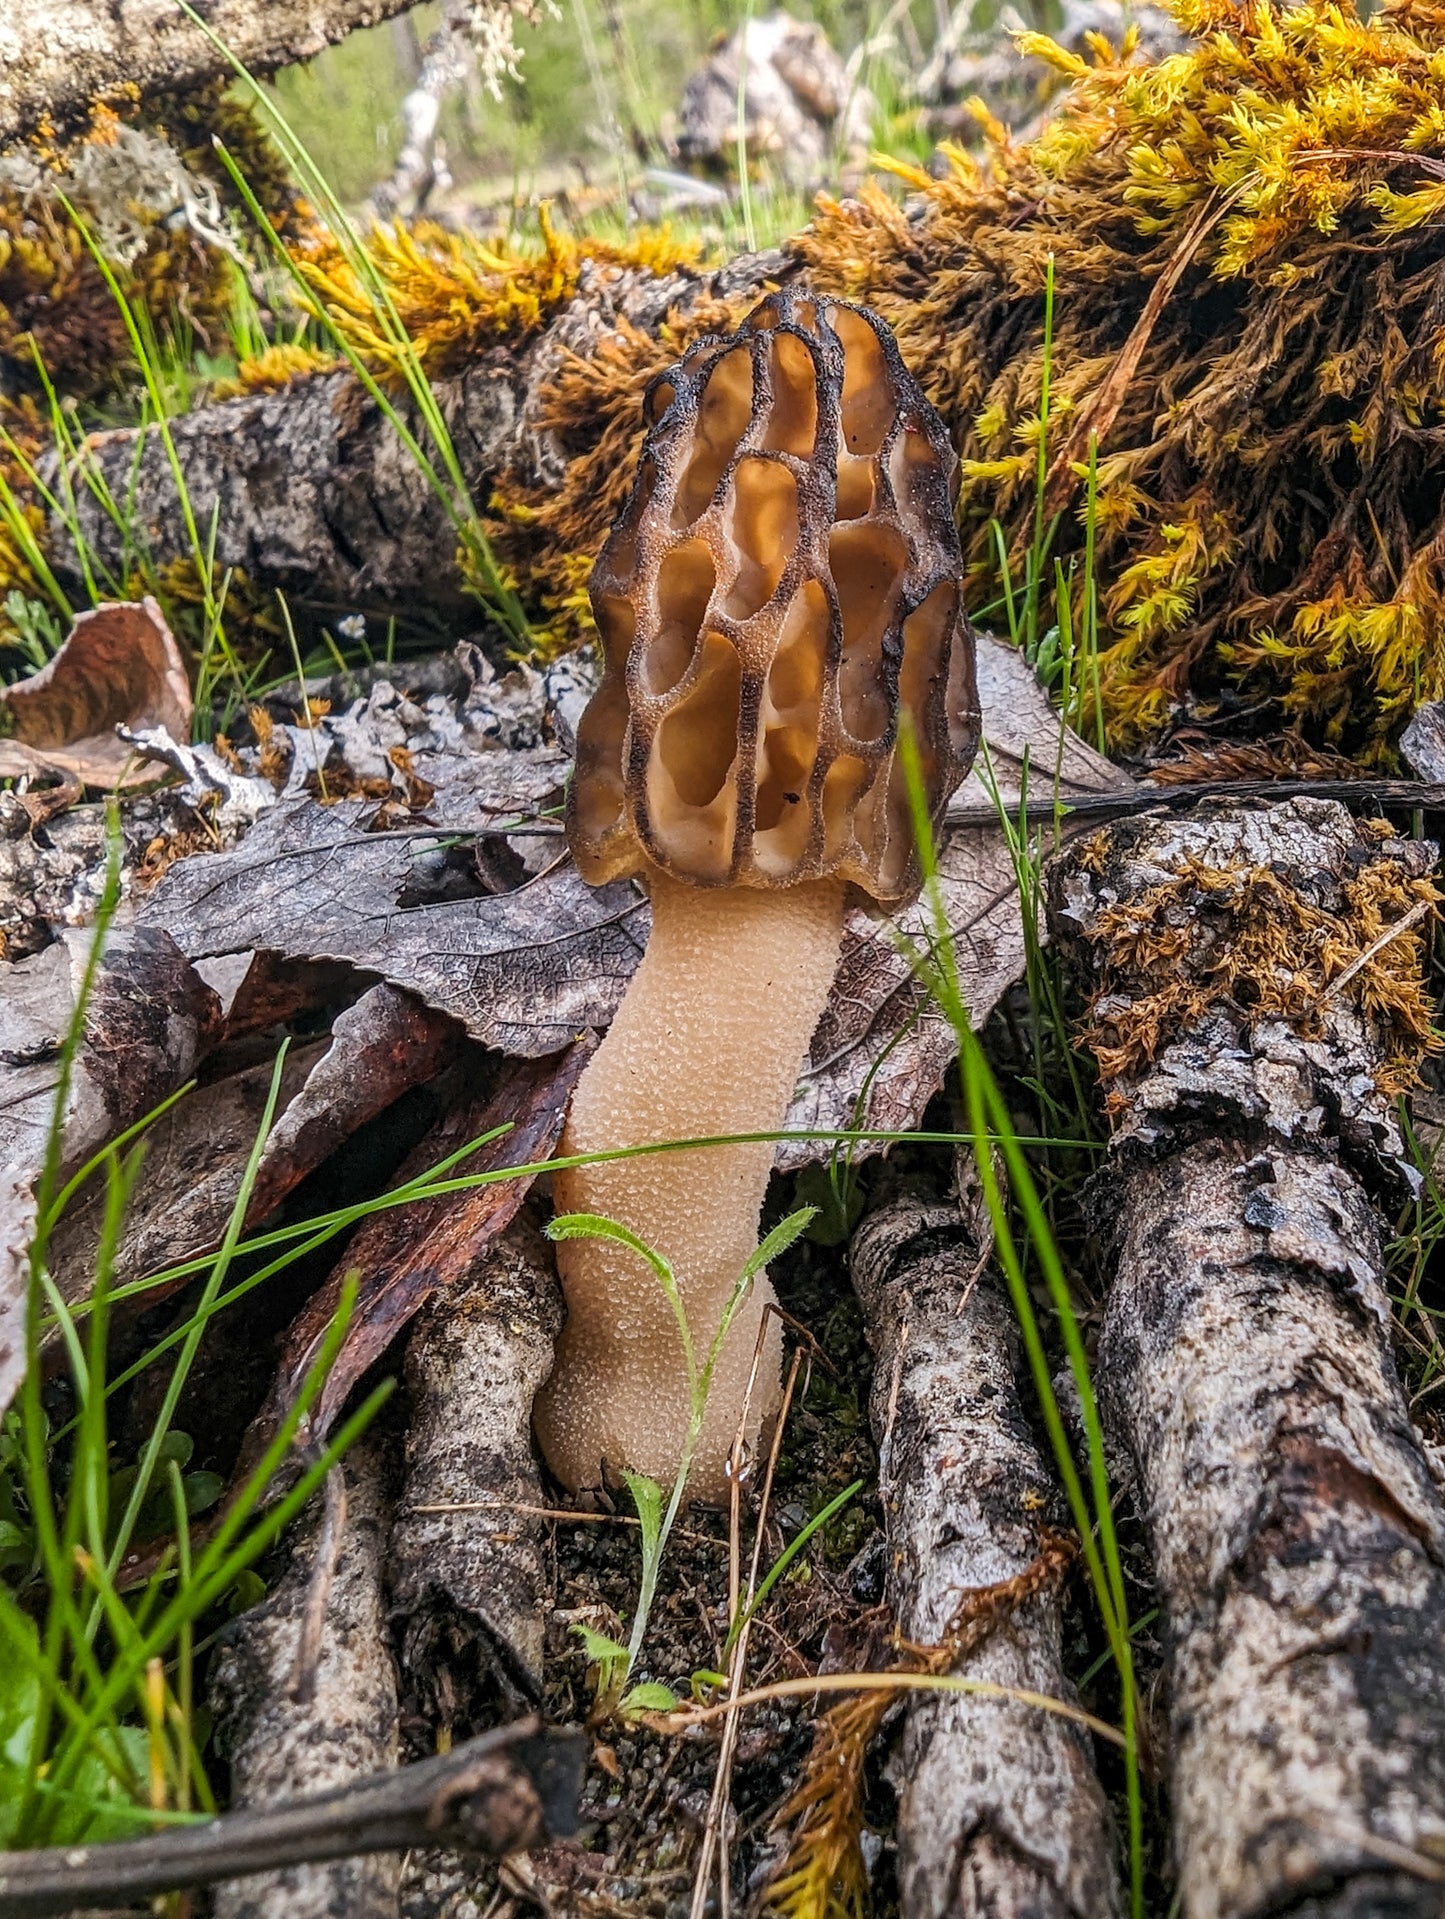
568,290,982,906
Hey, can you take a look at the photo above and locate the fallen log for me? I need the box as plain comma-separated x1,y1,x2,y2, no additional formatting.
850,1170,1121,1918
0,1714,585,1918
46,252,784,620
0,0,424,151
209,1437,402,1919
1049,796,1445,1919
388,1210,564,1725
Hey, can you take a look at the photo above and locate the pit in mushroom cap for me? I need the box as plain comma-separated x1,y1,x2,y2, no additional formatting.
536,291,982,1502
570,289,982,905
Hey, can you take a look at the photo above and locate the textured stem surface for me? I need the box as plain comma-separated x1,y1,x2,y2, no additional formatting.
851,1183,1120,1919
1104,1140,1445,1919
534,871,844,1499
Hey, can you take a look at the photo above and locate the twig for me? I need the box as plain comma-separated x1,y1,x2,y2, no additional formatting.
1319,895,1436,1002
0,1718,586,1919
662,1671,1126,1744
943,774,1445,831
403,1497,727,1550
289,1463,347,1706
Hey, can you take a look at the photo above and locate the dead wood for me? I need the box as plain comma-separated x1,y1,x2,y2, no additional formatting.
850,1175,1121,1919
245,1047,587,1460
45,253,785,619
48,978,457,1313
388,1210,564,1724
0,1712,584,1919
0,922,222,1413
209,1436,402,1919
1050,797,1445,1919
0,0,424,151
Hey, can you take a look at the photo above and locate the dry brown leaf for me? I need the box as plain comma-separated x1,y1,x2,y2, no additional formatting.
0,926,222,1413
0,598,191,790
238,1044,591,1466
145,636,1130,1165
47,980,458,1313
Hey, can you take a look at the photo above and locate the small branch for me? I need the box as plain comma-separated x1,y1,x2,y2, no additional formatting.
1319,895,1436,1003
943,774,1445,832
0,1718,586,1919
849,1172,1121,1918
1051,797,1445,1919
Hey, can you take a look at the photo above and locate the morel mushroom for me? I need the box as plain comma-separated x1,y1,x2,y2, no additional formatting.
534,291,981,1499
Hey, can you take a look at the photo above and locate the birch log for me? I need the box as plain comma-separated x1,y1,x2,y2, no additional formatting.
850,1175,1121,1919
1049,797,1445,1919
210,1437,401,1919
0,0,424,150
388,1212,563,1727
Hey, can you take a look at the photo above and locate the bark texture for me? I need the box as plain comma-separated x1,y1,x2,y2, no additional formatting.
388,1211,562,1727
850,1181,1121,1919
0,0,423,150
210,1437,401,1919
1105,1140,1445,1919
46,253,784,616
1050,798,1445,1919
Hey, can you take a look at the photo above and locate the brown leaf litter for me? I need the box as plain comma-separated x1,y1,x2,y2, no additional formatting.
0,598,190,789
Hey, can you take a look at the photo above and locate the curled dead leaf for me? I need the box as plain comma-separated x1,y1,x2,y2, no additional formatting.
0,598,191,791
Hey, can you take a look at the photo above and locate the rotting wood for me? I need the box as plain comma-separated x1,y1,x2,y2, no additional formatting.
0,1712,585,1919
1049,797,1445,1919
209,1436,401,1919
849,1169,1121,1919
0,0,425,151
388,1208,564,1726
45,252,785,620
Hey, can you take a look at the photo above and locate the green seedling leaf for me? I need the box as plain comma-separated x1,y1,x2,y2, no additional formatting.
794,1164,861,1247
690,1669,729,1700
739,1206,818,1286
572,1623,631,1669
624,1472,664,1557
620,1681,679,1715
226,1569,266,1616
548,1212,695,1390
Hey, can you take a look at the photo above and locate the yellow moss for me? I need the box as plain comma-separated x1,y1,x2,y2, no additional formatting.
1077,852,1443,1086
214,342,341,397
292,206,712,380
786,0,1445,755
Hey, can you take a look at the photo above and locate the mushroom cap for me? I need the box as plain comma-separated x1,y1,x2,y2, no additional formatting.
568,289,982,907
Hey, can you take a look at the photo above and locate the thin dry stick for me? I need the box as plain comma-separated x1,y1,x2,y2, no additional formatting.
290,1464,347,1707
1319,895,1435,1002
403,1499,727,1551
0,1719,585,1919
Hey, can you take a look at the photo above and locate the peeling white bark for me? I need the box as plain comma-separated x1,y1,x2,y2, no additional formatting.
851,1181,1121,1919
1051,799,1445,1919
0,0,424,150
210,1438,400,1919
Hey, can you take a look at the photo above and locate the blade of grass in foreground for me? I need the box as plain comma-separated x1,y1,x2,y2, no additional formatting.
893,717,1146,1919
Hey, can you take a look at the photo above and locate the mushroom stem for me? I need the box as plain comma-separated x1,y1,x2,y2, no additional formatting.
534,869,846,1501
